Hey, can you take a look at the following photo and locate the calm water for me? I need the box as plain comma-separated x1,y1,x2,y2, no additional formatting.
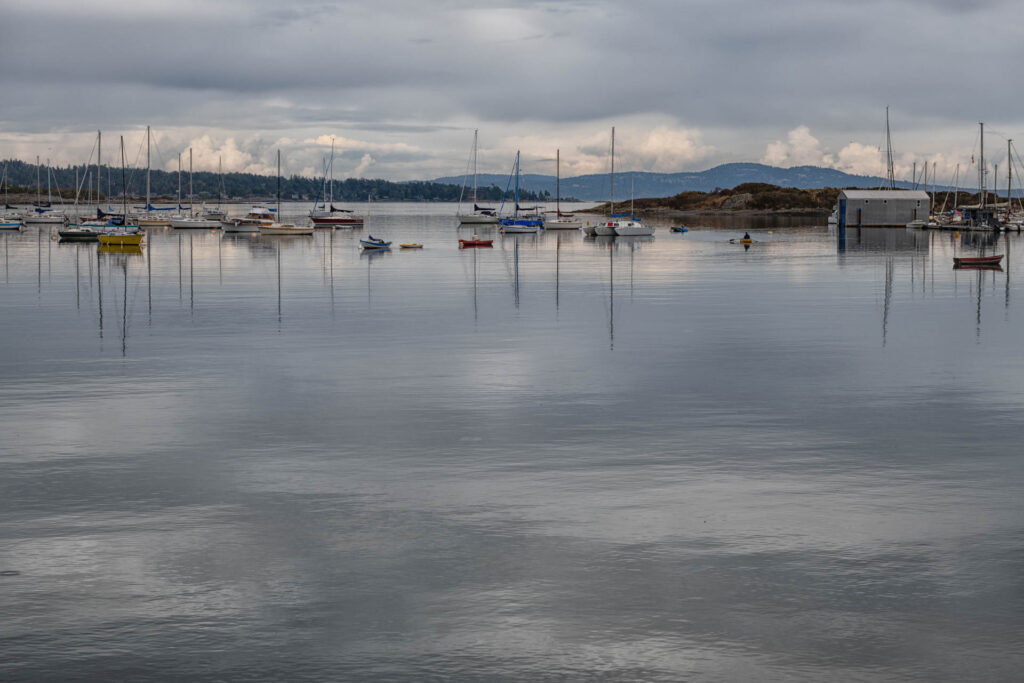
2,204,1022,681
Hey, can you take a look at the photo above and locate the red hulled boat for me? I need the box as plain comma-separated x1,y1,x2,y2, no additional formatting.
953,254,1003,267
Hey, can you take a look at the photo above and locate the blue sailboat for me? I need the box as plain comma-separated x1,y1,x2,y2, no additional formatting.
499,151,542,233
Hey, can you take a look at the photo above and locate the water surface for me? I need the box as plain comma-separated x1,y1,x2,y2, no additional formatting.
1,205,1022,681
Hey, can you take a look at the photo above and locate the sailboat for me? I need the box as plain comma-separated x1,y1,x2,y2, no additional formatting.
499,151,542,233
97,136,144,246
457,129,499,224
0,163,23,229
23,157,67,224
613,175,652,236
260,150,314,236
309,137,364,227
137,126,172,227
545,149,581,229
170,148,220,228
592,128,619,236
60,131,105,240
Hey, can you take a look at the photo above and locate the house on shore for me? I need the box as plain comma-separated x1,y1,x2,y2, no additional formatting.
837,190,931,227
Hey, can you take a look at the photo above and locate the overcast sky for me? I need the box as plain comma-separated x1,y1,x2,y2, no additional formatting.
2,0,1022,184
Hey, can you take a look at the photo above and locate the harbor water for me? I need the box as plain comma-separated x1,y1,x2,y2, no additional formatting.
1,204,1022,681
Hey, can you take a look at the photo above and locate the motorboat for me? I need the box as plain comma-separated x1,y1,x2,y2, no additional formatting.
223,207,274,232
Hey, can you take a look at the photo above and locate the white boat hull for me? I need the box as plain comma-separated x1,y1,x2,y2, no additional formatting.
24,214,66,224
594,225,617,236
501,226,539,233
222,220,261,233
546,219,581,229
170,217,221,229
458,213,499,224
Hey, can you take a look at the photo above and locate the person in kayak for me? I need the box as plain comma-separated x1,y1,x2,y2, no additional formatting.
742,232,751,240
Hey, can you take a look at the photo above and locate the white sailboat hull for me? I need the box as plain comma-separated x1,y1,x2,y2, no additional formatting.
24,214,66,224
545,219,581,229
594,224,617,236
170,217,221,228
458,213,499,224
614,223,653,236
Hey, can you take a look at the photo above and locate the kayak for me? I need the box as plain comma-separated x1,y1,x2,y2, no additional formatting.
729,238,754,245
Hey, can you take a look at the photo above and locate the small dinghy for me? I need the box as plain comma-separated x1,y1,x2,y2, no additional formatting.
670,226,688,233
400,243,423,249
360,235,391,249
459,238,493,248
954,254,1003,267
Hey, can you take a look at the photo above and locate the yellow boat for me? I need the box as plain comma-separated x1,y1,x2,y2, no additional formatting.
399,243,423,249
98,232,145,246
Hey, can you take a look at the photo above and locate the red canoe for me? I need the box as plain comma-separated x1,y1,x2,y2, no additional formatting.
954,254,1003,267
459,239,493,247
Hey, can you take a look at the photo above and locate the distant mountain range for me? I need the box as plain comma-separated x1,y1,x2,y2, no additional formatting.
428,163,923,201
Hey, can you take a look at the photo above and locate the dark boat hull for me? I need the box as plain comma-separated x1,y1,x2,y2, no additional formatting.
954,255,1003,267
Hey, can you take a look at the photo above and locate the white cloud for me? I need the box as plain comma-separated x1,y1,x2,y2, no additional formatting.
762,126,834,167
351,154,374,178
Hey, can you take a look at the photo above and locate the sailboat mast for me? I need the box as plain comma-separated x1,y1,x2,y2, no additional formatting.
218,155,222,208
47,158,51,204
277,149,281,218
980,122,985,209
177,153,181,208
473,129,478,202
610,126,615,217
556,148,560,216
953,163,959,210
514,151,519,218
189,147,194,214
36,155,40,206
120,136,127,222
885,107,895,189
329,136,334,207
96,131,101,209
146,125,151,211
1009,140,1013,217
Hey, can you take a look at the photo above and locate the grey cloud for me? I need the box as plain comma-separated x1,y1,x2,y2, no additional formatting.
1,0,1022,179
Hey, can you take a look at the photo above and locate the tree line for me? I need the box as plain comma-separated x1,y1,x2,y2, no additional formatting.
0,159,546,203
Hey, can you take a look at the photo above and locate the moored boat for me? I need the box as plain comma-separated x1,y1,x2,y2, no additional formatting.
457,131,500,225
360,235,391,249
459,238,493,247
954,254,1003,267
58,226,100,241
545,150,581,229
